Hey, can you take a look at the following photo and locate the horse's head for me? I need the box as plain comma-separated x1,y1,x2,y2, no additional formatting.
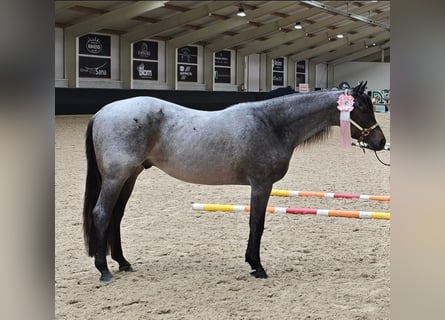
349,81,386,150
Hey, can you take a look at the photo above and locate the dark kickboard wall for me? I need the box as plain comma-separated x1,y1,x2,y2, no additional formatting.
56,88,268,115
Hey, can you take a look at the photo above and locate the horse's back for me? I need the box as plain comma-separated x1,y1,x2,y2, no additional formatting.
95,96,183,118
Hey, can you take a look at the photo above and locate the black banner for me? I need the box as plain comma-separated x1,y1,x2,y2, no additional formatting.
177,64,197,82
273,72,284,86
215,50,231,67
133,60,158,80
178,46,198,64
273,58,284,72
215,67,231,83
133,40,158,60
296,73,306,84
79,56,111,78
296,60,306,73
79,34,111,56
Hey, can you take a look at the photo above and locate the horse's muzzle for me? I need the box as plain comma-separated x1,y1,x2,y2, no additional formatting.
351,120,386,150
362,128,386,151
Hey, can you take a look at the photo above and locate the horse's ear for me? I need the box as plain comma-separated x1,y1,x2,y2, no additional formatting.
352,81,367,96
352,81,363,96
359,81,368,94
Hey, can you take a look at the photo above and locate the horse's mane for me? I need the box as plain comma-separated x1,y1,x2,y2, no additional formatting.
261,89,334,148
229,89,338,148
299,127,332,147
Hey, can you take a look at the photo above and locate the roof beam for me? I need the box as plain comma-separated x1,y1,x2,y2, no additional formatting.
357,48,390,63
206,6,322,52
65,1,166,36
290,29,389,61
168,2,293,48
329,42,390,65
55,2,77,14
301,1,390,30
240,1,385,57
309,34,390,64
267,10,389,59
123,1,238,42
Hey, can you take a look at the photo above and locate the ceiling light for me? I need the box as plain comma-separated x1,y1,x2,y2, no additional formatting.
237,7,246,17
294,22,303,29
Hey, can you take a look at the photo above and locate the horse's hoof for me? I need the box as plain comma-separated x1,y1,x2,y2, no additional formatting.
119,264,133,272
250,268,268,279
99,272,113,283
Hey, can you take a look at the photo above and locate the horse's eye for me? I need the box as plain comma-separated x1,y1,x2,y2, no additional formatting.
356,99,369,111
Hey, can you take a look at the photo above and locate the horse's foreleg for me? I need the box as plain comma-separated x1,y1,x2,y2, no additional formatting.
110,170,142,272
245,183,273,279
92,177,126,283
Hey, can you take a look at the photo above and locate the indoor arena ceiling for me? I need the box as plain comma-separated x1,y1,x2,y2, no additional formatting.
55,1,390,65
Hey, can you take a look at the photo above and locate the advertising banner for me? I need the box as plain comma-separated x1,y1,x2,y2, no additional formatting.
133,40,158,60
177,46,198,64
133,60,158,80
273,72,284,86
296,60,306,73
79,34,111,56
215,67,231,83
79,56,111,78
215,50,231,67
273,57,284,72
177,64,197,82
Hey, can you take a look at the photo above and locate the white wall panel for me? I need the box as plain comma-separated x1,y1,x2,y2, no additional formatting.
333,62,390,91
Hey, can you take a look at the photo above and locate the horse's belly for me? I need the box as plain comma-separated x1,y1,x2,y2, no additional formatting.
154,162,246,185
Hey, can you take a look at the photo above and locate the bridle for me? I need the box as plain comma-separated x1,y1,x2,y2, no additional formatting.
350,119,390,166
350,119,379,143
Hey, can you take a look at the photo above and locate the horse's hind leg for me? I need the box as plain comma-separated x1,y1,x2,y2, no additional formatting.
109,169,142,272
92,175,128,283
245,182,273,279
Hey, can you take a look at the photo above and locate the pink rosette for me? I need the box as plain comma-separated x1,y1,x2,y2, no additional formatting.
336,90,355,148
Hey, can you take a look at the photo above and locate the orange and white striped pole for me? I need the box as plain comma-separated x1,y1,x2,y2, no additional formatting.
192,203,390,220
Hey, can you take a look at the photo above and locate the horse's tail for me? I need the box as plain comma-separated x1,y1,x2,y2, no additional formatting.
83,117,101,257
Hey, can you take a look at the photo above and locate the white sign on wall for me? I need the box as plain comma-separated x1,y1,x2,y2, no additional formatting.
299,83,309,92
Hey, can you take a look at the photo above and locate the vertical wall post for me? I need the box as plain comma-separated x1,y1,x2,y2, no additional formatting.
261,53,270,92
236,51,245,91
204,47,214,91
287,58,295,88
120,37,131,89
165,41,177,90
64,30,77,88
308,60,316,90
327,63,335,88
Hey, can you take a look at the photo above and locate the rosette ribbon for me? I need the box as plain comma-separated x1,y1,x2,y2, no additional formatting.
336,90,355,148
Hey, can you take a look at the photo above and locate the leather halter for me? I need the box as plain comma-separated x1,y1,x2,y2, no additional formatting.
350,119,379,142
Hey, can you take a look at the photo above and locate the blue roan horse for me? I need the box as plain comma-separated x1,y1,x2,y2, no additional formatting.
83,81,386,282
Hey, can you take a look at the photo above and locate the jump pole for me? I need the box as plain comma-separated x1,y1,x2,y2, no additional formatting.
271,189,390,202
192,203,390,220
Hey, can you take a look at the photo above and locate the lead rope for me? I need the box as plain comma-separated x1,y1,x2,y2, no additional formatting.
354,141,390,166
374,150,390,166
350,120,389,166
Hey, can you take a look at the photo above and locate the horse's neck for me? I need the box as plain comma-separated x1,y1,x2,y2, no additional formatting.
257,91,340,148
